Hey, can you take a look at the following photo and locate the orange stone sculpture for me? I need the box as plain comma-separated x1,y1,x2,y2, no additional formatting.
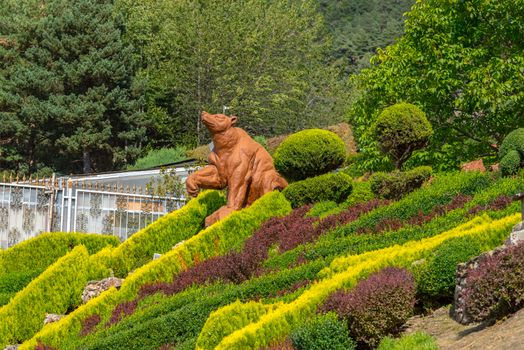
186,111,288,226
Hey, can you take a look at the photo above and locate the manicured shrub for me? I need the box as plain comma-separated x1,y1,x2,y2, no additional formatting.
500,150,522,176
68,262,324,350
290,313,355,350
273,129,346,181
282,172,353,208
462,242,524,322
369,166,432,200
210,215,518,349
0,269,44,306
21,191,291,350
0,232,119,275
377,332,438,350
106,190,225,277
197,300,281,350
499,128,524,159
344,180,374,207
0,246,90,348
499,128,524,176
413,236,484,303
319,267,416,349
374,103,433,169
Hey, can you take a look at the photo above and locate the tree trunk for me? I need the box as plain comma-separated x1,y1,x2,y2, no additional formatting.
83,149,92,174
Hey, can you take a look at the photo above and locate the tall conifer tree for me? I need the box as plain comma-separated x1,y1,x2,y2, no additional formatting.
0,0,146,174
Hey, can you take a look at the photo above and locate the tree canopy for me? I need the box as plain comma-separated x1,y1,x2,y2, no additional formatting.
0,0,146,174
117,0,347,147
349,0,524,171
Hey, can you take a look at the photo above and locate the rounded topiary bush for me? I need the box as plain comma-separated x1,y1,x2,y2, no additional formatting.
500,150,522,176
369,166,432,200
274,129,346,181
375,103,433,169
282,172,353,208
499,128,524,176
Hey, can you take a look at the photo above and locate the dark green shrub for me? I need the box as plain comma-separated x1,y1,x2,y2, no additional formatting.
374,103,433,169
499,128,524,176
0,269,44,306
413,236,484,303
499,128,524,159
500,150,522,176
274,129,346,181
282,172,353,208
291,313,355,350
369,166,432,200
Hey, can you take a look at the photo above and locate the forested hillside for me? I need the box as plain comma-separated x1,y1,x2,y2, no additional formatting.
318,0,415,74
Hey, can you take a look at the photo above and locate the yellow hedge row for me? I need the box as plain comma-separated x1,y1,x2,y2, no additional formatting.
197,300,283,350
20,191,292,350
0,246,90,348
207,213,520,349
0,232,119,276
97,190,225,277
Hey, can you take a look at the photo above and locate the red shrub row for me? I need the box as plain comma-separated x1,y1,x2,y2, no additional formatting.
80,314,102,337
467,195,513,216
463,242,524,323
319,267,416,349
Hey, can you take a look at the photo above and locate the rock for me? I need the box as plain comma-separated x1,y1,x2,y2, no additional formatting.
461,159,486,172
153,253,162,260
82,277,123,304
4,345,20,350
43,313,64,325
507,221,524,245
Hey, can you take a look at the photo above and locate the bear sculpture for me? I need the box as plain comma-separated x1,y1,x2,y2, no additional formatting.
186,111,288,226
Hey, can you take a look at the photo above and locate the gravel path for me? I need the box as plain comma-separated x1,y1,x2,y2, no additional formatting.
404,306,524,349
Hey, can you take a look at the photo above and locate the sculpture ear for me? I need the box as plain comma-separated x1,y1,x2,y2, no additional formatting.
230,116,238,125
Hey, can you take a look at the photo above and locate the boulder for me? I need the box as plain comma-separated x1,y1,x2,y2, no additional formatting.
82,277,123,304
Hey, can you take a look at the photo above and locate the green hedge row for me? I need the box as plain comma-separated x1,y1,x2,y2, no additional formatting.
21,191,291,350
57,175,523,350
0,246,90,348
265,172,522,270
283,172,353,208
70,262,325,350
0,270,44,307
369,166,432,200
0,232,119,276
102,190,225,277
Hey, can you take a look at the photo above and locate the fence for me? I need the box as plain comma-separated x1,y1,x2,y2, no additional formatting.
0,172,189,249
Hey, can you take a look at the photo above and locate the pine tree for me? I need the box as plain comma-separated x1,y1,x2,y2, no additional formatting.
0,0,146,174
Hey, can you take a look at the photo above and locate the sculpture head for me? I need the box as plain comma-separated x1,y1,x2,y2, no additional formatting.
201,111,238,134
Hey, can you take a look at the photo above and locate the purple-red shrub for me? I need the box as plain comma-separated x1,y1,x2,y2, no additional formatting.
276,279,311,297
463,242,524,322
106,299,138,327
319,267,416,349
80,314,101,337
262,338,295,350
467,195,513,216
35,344,57,350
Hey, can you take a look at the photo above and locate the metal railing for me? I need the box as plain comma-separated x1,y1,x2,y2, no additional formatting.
0,173,188,249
